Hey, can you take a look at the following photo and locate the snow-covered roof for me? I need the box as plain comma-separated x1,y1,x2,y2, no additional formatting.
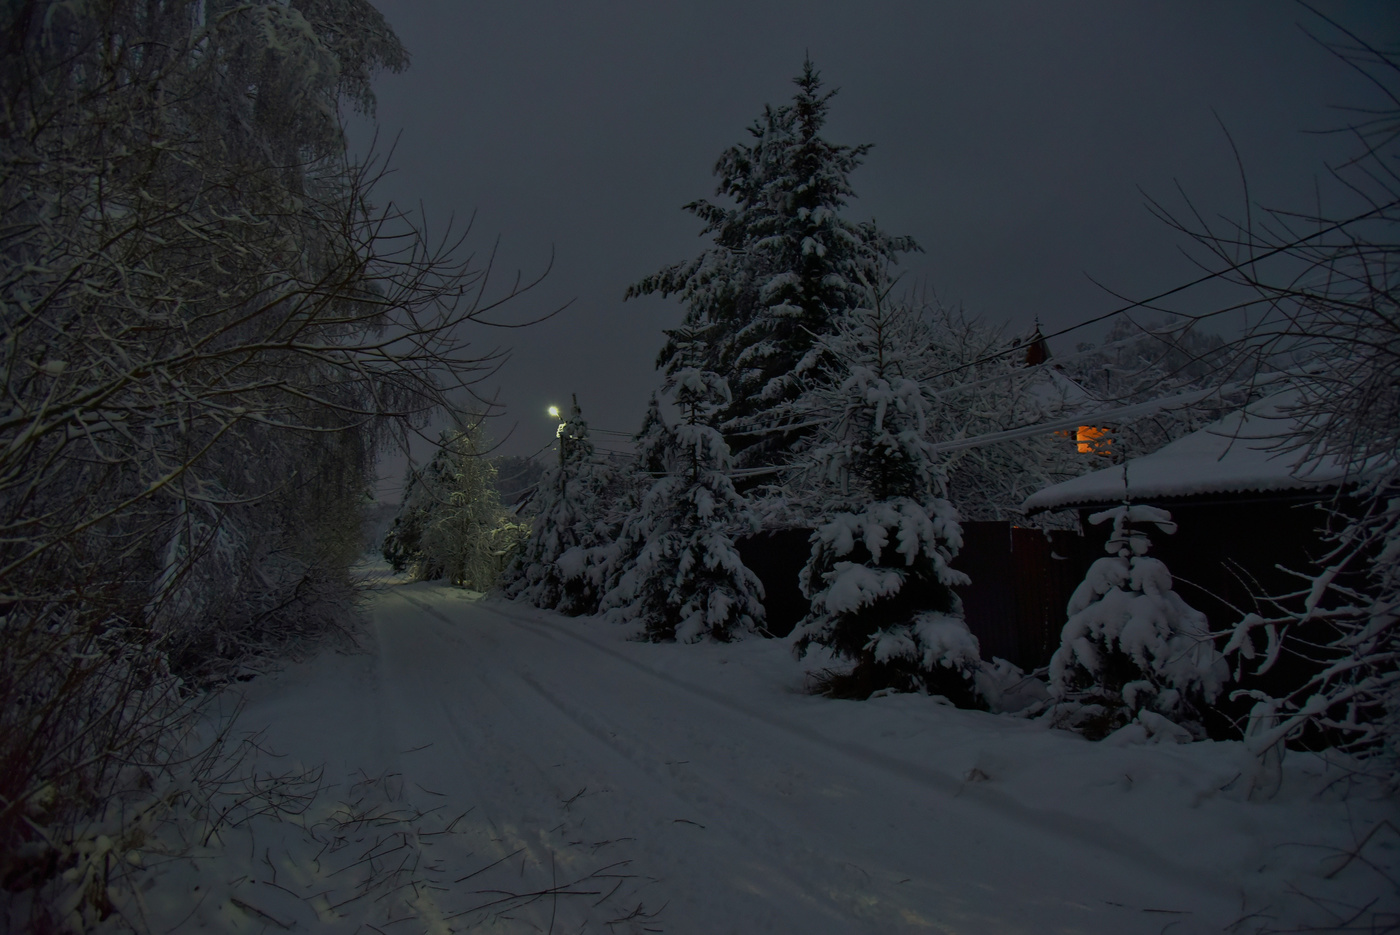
1023,391,1363,512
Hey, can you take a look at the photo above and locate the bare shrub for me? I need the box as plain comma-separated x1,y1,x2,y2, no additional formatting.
1147,12,1400,784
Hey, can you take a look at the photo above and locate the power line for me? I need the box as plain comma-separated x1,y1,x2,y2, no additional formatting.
920,198,1399,384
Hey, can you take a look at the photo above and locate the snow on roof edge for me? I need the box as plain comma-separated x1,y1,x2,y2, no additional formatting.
1022,391,1377,513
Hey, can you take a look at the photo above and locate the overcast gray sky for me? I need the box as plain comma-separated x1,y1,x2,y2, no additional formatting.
354,0,1398,495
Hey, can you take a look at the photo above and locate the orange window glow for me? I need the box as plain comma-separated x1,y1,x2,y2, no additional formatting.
1077,425,1111,455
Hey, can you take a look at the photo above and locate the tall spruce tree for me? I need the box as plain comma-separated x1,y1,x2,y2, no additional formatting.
791,290,982,703
627,59,919,476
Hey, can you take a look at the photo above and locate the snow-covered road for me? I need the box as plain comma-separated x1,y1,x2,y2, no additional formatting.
174,580,1395,934
375,587,1236,934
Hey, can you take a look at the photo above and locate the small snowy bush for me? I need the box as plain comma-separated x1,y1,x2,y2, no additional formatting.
1048,504,1229,740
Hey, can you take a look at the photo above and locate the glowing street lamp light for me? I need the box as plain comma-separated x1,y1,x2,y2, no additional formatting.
547,404,568,473
548,395,577,465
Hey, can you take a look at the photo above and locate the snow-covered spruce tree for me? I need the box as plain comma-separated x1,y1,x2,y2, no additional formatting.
627,59,919,476
383,425,526,588
382,475,428,575
1048,503,1229,741
591,393,672,610
502,397,616,615
632,391,673,482
790,289,982,703
603,330,766,642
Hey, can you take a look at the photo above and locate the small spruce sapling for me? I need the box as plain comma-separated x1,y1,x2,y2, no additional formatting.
1048,503,1229,740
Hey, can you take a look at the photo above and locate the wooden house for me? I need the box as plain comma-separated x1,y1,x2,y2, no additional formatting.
1020,390,1368,679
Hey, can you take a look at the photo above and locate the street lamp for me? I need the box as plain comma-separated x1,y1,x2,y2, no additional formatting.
548,404,567,466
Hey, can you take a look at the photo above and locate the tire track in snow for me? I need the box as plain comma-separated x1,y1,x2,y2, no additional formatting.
400,596,1025,933
381,588,1241,931
505,664,922,926
381,590,860,932
393,589,829,854
472,597,1239,906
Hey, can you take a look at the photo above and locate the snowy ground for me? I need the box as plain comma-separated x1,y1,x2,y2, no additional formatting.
123,574,1397,934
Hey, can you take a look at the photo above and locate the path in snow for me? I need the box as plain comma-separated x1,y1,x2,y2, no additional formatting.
370,586,1230,933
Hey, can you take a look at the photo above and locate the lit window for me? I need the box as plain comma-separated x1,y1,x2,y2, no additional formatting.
1076,425,1111,455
